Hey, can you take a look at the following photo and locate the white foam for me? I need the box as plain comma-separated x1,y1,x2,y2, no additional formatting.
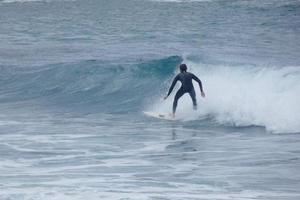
152,61,300,133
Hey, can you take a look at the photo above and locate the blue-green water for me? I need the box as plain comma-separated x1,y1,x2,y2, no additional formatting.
0,0,300,199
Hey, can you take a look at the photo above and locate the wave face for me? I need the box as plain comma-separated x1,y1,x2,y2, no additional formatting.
0,56,182,113
149,59,300,133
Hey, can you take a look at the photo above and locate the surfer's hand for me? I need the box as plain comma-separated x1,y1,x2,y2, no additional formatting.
164,96,168,100
201,91,205,98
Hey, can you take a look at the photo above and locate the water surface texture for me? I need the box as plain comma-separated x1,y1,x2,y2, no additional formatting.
0,0,300,199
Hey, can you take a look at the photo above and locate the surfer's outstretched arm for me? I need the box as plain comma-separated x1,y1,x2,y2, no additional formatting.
192,74,205,97
164,75,179,99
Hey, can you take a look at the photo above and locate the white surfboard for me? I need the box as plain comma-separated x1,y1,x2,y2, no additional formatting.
143,111,176,121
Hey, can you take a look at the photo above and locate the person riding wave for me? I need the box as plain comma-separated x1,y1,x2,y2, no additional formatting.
164,64,205,118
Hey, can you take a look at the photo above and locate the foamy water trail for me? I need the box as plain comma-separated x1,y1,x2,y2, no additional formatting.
152,61,300,133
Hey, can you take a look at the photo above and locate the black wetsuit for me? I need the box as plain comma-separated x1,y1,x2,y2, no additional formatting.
167,72,203,113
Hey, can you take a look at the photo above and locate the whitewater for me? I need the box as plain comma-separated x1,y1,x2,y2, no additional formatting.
1,0,300,199
152,60,300,133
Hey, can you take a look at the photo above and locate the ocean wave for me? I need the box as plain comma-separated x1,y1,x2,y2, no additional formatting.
2,55,299,133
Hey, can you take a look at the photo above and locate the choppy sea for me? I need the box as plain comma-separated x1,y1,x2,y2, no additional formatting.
0,0,300,199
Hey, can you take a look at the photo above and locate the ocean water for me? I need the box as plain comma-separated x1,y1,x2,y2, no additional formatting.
1,0,300,199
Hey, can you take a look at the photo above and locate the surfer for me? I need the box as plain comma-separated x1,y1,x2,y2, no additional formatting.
164,64,205,118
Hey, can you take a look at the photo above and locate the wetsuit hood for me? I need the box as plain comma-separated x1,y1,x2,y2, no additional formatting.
180,64,187,72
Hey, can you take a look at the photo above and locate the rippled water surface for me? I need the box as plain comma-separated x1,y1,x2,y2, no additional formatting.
1,0,300,199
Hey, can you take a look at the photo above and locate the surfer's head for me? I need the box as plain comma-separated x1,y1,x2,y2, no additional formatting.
180,64,187,72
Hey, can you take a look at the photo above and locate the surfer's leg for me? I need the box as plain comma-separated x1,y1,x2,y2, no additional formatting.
173,89,185,114
189,89,197,110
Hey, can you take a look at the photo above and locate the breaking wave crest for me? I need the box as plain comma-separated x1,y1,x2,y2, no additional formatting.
150,59,300,133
